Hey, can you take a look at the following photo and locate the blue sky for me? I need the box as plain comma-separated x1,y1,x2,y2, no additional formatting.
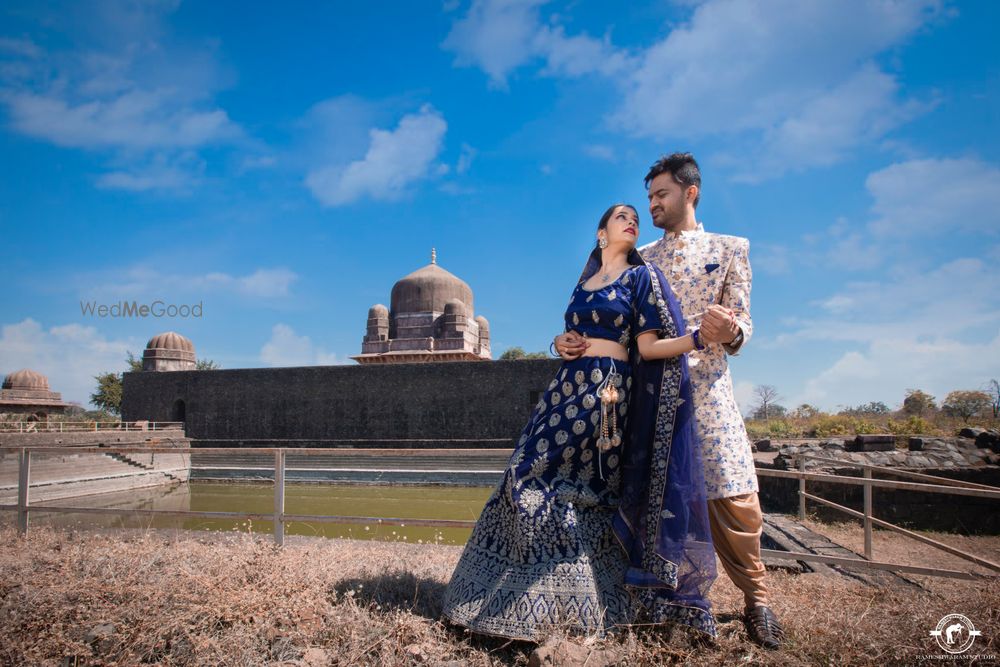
1,0,998,413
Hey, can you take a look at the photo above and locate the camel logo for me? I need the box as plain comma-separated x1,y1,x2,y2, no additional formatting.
929,614,981,654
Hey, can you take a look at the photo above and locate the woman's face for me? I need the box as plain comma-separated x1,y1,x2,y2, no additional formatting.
599,205,639,250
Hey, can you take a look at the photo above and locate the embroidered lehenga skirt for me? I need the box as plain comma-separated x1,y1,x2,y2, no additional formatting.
442,357,637,640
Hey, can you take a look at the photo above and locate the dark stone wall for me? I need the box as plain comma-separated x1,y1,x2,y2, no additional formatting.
758,466,1000,534
122,359,561,445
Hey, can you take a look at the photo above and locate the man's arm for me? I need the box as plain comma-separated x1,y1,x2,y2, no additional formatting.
721,237,753,355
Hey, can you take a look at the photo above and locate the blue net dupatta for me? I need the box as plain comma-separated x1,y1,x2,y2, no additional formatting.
612,258,718,637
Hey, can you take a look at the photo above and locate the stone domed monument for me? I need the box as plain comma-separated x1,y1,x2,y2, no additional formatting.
0,368,68,418
353,249,492,363
143,331,196,371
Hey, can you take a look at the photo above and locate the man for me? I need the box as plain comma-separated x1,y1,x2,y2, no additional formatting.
554,153,784,649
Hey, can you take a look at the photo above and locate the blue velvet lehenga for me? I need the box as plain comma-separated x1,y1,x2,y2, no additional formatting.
441,249,717,640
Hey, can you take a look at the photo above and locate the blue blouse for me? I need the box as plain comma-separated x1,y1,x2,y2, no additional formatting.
564,264,665,347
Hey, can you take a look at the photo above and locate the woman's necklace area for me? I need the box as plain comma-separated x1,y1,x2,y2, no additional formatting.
599,264,627,283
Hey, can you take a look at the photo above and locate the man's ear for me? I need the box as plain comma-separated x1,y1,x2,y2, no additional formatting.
686,184,699,205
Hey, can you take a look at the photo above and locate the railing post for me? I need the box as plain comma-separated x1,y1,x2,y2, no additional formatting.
274,449,285,546
17,448,31,536
864,467,873,559
798,456,806,520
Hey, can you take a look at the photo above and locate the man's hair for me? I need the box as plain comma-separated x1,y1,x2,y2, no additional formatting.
644,152,701,208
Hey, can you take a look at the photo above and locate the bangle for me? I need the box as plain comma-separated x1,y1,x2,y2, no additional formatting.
691,329,705,351
549,341,559,357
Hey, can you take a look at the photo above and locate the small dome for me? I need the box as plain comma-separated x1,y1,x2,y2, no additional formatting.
391,261,474,316
368,304,389,317
444,298,466,316
2,369,50,391
146,331,194,353
475,315,490,333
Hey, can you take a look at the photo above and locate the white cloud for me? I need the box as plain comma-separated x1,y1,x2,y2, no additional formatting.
442,0,547,88
0,318,137,408
614,1,938,137
729,65,926,181
582,144,616,162
0,2,241,190
305,105,447,207
752,243,791,275
259,324,346,367
456,142,477,174
444,0,942,179
0,37,41,58
867,157,1000,236
795,331,1000,411
732,379,756,416
441,0,632,88
81,266,298,300
3,89,240,151
96,151,206,192
782,256,1000,345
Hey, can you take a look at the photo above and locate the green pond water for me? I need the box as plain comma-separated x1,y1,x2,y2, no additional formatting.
27,482,495,545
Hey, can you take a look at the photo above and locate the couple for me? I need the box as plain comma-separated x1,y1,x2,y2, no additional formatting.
441,153,784,650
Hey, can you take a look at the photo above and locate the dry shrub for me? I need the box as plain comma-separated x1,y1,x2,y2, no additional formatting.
0,520,997,666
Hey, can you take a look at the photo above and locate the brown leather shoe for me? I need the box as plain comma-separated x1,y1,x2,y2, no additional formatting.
745,605,784,649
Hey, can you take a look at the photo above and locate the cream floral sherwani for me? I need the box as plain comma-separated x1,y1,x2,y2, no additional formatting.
639,223,757,500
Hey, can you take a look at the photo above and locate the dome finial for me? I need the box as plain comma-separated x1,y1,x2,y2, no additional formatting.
431,247,437,265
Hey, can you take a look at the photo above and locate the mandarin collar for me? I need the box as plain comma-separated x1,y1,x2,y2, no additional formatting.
662,222,704,241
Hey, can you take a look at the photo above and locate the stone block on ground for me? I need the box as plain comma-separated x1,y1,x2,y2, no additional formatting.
960,427,985,439
846,435,895,452
755,439,772,452
975,429,1000,453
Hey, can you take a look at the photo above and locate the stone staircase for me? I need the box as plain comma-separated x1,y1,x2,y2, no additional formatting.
190,448,512,485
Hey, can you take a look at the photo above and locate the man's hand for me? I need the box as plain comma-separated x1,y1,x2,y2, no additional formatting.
699,304,739,345
554,331,589,360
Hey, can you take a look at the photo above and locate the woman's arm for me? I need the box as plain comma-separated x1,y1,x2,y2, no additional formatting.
636,330,696,361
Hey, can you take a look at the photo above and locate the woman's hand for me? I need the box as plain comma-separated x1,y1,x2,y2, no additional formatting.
554,331,589,360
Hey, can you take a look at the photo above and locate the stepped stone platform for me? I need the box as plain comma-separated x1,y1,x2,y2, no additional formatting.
0,429,190,504
190,447,510,486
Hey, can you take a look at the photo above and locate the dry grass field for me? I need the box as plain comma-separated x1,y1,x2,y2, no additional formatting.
0,519,997,666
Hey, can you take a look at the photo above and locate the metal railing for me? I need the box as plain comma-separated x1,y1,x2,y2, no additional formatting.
0,421,184,433
755,454,1000,580
2,445,999,581
0,446,477,547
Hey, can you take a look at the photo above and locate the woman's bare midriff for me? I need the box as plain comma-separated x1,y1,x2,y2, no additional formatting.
580,337,629,361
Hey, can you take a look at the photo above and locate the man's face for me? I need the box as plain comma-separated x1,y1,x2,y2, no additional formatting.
647,172,694,230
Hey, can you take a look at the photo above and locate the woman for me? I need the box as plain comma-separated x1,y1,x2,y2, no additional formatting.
441,204,716,640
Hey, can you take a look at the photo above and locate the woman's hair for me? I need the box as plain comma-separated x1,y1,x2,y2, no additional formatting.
596,203,639,244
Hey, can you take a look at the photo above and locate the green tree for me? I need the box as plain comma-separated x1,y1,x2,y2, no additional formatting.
90,372,124,415
942,390,991,423
752,403,787,420
790,404,821,419
902,389,936,417
499,347,548,360
91,351,219,414
842,401,890,416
